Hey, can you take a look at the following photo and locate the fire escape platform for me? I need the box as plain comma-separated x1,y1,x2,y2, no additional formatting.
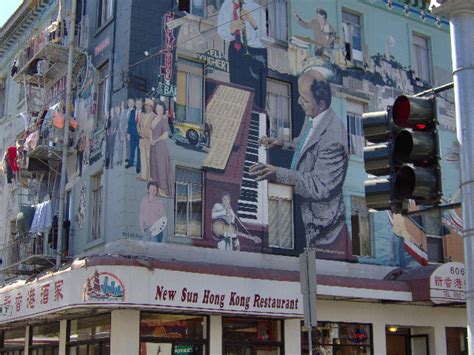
13,43,82,87
28,145,63,162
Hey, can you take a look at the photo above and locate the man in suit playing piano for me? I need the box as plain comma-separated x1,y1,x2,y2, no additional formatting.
250,69,351,259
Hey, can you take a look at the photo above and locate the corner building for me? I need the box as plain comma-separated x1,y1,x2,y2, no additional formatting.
0,0,468,354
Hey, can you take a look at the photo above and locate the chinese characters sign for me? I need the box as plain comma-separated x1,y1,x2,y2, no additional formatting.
430,262,466,304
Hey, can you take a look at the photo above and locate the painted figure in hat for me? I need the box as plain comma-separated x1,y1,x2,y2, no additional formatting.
138,98,156,181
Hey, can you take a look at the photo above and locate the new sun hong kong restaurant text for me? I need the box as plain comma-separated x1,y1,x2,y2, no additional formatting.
155,286,299,311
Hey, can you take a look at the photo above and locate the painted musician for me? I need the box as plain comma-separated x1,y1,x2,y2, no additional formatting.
212,192,240,251
218,0,267,110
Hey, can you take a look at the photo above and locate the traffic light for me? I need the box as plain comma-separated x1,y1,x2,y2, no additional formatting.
362,95,441,212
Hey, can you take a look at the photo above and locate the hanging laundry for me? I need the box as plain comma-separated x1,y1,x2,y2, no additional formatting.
6,146,19,173
30,199,53,234
25,131,40,152
16,205,36,235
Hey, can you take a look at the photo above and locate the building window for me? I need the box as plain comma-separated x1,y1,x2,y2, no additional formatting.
267,78,291,144
140,313,208,353
302,321,373,355
30,322,60,354
351,196,372,257
0,328,26,353
266,0,288,42
175,167,203,238
67,314,111,353
412,33,432,83
268,183,293,249
96,62,109,130
342,10,363,64
176,58,204,124
98,0,113,27
427,235,444,263
0,79,5,118
346,100,366,157
91,172,103,241
223,318,283,353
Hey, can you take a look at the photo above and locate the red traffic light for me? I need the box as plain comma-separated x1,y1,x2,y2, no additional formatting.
392,95,435,130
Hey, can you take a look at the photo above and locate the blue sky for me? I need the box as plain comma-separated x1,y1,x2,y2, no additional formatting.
0,1,23,28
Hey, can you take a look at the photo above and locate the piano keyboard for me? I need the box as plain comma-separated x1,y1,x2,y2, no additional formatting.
237,112,268,225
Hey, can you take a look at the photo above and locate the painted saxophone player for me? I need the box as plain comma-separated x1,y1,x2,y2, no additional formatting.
250,69,352,259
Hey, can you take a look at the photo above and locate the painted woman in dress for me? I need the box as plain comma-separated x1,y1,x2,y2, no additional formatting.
149,101,175,197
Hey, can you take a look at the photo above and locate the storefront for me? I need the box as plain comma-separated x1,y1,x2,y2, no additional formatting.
0,256,467,354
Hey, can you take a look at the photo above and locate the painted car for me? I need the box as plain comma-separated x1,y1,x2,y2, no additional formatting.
173,121,206,146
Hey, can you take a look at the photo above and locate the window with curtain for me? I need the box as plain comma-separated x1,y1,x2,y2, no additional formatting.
268,183,293,249
412,33,432,83
346,99,366,157
266,0,288,42
91,171,103,241
266,78,291,144
98,0,113,28
342,10,363,64
96,62,109,130
176,58,204,124
351,196,372,257
175,167,203,238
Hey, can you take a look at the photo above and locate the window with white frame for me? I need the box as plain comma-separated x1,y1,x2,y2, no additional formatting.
98,0,113,27
267,78,292,144
351,196,372,256
91,172,103,241
176,58,204,124
96,62,109,130
412,33,432,83
175,167,203,238
266,0,288,42
342,10,363,64
268,183,293,249
346,100,366,157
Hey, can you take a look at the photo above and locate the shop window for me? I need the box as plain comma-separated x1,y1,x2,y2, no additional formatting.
30,322,59,355
67,313,111,354
266,0,288,42
96,62,109,130
268,183,293,250
351,196,372,257
140,313,208,354
446,327,467,355
176,58,204,124
175,167,203,238
427,235,444,263
223,317,283,353
302,321,373,355
98,0,113,28
91,171,103,241
342,10,363,65
267,78,292,144
0,328,26,354
412,33,432,83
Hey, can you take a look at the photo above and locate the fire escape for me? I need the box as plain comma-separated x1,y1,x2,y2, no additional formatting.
1,21,83,277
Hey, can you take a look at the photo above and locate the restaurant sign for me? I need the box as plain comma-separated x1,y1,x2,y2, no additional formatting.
430,262,465,304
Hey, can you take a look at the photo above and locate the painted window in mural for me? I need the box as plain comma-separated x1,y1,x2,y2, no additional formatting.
412,33,432,83
266,0,288,42
98,0,113,28
182,0,225,17
346,100,366,158
175,167,203,238
176,58,204,124
342,10,363,65
268,183,293,250
91,171,103,241
351,196,372,257
96,62,109,130
267,78,291,144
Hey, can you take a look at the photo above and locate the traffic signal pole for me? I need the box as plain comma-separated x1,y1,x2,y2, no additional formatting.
433,2,474,353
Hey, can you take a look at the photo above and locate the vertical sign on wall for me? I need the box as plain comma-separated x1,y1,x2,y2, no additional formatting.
157,13,177,97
